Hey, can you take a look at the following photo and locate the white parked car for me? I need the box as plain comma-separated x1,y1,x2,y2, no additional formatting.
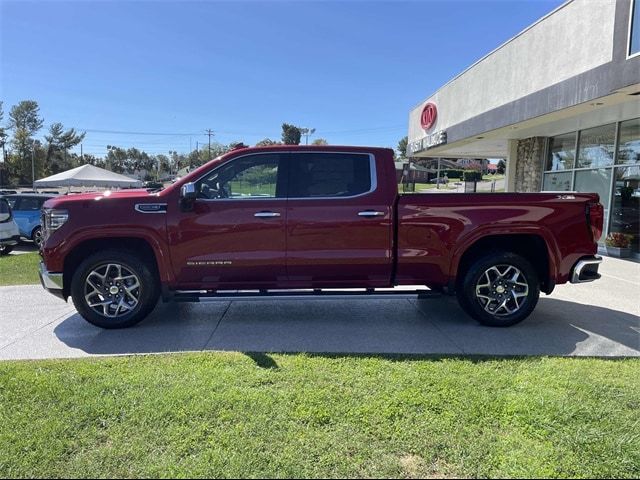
0,197,20,255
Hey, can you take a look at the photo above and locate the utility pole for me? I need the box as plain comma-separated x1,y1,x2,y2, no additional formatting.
0,139,5,187
31,139,36,188
205,129,214,160
80,143,84,163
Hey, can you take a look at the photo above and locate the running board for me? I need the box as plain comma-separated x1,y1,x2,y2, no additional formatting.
171,288,440,303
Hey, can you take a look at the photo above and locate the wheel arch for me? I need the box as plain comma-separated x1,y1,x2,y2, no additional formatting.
31,224,42,239
453,232,556,294
62,237,161,299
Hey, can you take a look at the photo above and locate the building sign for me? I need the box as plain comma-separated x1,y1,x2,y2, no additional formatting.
409,130,447,154
420,103,438,130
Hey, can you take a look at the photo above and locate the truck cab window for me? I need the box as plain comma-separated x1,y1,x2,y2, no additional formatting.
196,154,282,199
289,153,372,198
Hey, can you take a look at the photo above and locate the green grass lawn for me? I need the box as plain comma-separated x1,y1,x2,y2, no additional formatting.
0,252,40,286
0,353,638,478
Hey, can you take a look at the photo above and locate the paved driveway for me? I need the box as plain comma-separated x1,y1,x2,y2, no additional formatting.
0,256,638,360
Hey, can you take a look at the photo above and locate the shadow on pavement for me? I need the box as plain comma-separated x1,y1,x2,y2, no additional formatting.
52,296,639,358
8,243,38,255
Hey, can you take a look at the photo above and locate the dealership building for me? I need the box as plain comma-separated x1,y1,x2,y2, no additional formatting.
408,0,640,255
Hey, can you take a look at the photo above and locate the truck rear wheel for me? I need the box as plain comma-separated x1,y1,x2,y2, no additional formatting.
70,249,159,329
457,251,539,327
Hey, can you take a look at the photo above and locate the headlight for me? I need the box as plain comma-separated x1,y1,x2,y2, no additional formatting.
43,209,69,233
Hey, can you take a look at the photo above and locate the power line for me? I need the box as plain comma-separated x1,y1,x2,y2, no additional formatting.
62,127,203,136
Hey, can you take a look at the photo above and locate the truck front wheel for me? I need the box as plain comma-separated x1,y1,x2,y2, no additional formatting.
70,250,160,329
457,252,539,327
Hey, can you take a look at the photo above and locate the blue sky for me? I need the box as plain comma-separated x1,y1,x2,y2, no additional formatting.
1,0,562,157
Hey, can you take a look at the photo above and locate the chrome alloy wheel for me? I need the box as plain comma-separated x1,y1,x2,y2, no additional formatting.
84,263,141,318
475,264,529,316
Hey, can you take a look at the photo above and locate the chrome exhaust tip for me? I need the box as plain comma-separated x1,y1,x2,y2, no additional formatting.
571,255,603,283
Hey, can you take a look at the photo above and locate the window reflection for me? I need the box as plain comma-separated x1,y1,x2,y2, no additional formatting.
546,132,576,170
543,171,572,191
617,118,640,165
577,123,616,169
545,118,639,254
610,167,640,255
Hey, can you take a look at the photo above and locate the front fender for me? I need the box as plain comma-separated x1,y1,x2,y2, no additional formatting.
42,225,175,285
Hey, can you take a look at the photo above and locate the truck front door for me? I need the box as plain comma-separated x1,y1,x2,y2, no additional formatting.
168,152,288,289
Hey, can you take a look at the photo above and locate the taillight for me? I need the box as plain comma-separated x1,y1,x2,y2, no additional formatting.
586,201,604,242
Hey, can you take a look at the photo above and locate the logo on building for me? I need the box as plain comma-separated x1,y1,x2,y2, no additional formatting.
409,130,447,155
420,103,437,130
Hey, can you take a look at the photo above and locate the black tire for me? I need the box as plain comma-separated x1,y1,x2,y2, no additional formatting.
456,251,539,327
0,245,13,255
71,249,159,329
31,226,43,248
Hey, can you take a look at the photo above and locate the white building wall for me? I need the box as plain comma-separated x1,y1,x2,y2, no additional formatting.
408,0,617,143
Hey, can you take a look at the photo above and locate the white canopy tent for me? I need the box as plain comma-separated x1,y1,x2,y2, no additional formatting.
34,164,143,189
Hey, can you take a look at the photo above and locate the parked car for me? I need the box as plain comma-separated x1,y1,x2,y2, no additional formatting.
39,145,604,329
3,194,56,247
143,181,164,190
0,197,20,255
429,177,449,184
0,189,18,195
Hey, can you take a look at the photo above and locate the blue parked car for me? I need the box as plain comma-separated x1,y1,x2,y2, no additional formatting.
3,194,56,247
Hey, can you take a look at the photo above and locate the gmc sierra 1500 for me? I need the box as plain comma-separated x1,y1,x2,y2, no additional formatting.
39,145,604,329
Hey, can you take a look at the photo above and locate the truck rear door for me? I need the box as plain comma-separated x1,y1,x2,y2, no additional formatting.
285,151,393,288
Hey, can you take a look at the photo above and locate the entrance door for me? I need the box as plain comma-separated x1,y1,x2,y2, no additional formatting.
168,152,288,289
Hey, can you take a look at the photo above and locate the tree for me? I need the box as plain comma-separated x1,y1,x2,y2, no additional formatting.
281,123,301,145
44,122,86,175
312,138,328,145
255,138,279,147
228,141,248,150
105,145,128,174
397,136,408,159
299,127,316,145
83,154,104,169
497,159,506,174
8,100,43,134
8,100,44,184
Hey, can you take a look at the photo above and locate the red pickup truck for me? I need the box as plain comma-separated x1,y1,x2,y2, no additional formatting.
39,145,604,329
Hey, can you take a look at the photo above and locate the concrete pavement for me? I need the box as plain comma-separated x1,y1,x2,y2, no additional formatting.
0,256,638,360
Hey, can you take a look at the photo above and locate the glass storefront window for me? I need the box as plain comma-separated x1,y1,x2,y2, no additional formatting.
574,169,613,237
617,118,640,164
542,171,572,191
544,119,640,255
576,123,616,169
610,166,640,254
547,132,576,170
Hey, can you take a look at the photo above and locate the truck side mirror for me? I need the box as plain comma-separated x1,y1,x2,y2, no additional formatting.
180,182,197,211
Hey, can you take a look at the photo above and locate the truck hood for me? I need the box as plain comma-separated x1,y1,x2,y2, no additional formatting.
43,189,155,208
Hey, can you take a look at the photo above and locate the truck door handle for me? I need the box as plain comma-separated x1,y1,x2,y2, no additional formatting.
358,210,385,217
254,211,281,218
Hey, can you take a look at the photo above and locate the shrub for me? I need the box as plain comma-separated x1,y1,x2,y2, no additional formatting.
605,232,632,248
441,169,465,179
463,171,482,182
